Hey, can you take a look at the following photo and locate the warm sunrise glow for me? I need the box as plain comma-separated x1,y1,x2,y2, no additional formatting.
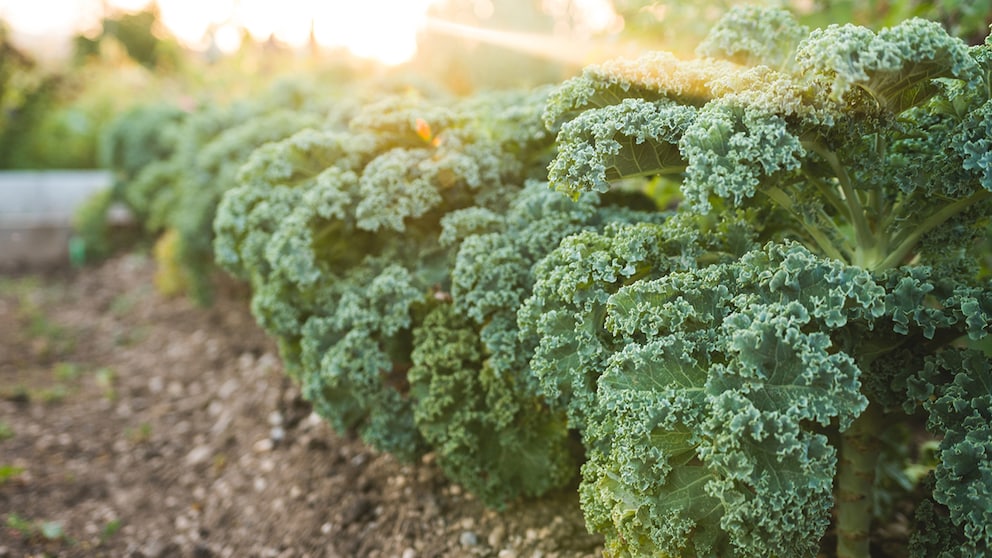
0,1,97,37
0,0,439,65
0,0,626,65
156,0,439,64
311,2,436,65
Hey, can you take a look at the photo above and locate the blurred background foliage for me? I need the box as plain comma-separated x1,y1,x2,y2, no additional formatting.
0,0,990,170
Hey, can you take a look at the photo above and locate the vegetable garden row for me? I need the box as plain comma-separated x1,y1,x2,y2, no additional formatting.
83,7,992,557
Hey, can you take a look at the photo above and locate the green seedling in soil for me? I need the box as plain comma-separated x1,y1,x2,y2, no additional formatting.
5,513,35,537
109,285,151,317
28,315,67,341
1,378,72,405
109,293,136,316
95,367,117,400
100,519,122,543
126,422,152,444
53,362,82,382
0,465,25,486
23,299,62,338
112,325,149,347
31,322,77,358
3,280,78,359
23,363,117,404
0,421,13,441
36,384,70,404
5,513,70,545
24,309,76,360
0,277,40,297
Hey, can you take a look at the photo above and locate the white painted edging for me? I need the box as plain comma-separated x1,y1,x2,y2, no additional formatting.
0,171,116,270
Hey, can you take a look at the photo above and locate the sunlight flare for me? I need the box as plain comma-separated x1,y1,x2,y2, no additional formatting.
1,0,631,66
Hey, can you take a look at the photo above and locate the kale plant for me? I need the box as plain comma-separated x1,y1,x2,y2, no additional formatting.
91,77,339,302
531,6,992,556
215,89,668,505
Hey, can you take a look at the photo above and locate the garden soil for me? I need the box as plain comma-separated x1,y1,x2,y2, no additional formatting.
0,254,604,558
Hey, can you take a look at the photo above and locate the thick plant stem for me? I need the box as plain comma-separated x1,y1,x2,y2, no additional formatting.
836,404,881,558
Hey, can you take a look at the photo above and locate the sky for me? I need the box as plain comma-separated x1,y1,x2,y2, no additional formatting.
0,0,441,64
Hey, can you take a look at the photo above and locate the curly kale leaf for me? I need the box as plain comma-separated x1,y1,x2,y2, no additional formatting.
119,95,327,304
679,99,805,212
449,182,601,323
409,305,575,507
546,9,992,273
299,264,427,459
518,211,754,432
354,147,444,232
907,349,992,553
171,109,324,301
581,242,876,557
958,98,992,190
796,18,978,113
215,90,556,460
543,52,736,132
544,6,824,201
98,102,186,220
408,180,667,506
910,476,974,558
462,86,556,163
580,239,989,557
695,5,808,71
82,102,185,255
548,98,694,198
214,130,362,282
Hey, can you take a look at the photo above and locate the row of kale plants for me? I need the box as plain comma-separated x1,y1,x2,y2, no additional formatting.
85,7,992,557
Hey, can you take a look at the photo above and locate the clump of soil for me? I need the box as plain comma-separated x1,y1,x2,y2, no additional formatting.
0,254,603,558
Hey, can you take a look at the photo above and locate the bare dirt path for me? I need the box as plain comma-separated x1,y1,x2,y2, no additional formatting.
0,254,602,558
